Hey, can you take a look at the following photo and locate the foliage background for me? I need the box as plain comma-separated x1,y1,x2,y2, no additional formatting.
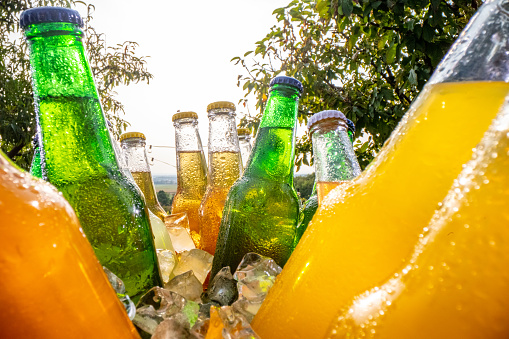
0,0,152,169
234,0,481,170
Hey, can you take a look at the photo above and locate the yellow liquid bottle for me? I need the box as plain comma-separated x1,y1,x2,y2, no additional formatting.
252,2,509,337
200,151,242,254
199,101,243,255
120,132,168,221
132,171,167,220
317,181,348,204
171,112,208,247
327,96,509,339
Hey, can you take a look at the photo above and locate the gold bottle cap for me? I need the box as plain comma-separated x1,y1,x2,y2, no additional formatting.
206,101,236,111
172,111,198,121
237,128,251,136
120,131,146,141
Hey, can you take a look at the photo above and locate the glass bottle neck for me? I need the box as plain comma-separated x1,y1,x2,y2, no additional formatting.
207,110,242,186
121,138,151,173
173,118,207,191
244,84,300,182
25,22,119,178
173,118,205,152
311,120,361,183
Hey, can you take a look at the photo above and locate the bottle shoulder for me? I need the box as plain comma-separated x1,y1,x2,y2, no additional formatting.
227,176,300,205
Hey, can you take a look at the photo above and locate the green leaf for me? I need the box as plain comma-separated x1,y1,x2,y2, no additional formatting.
359,141,370,152
378,32,391,50
408,68,417,86
422,24,434,42
386,42,397,64
341,0,354,17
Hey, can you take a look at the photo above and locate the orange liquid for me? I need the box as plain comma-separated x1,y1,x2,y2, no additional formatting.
0,154,139,338
317,181,347,204
199,151,242,255
327,106,509,338
252,81,509,338
171,150,207,246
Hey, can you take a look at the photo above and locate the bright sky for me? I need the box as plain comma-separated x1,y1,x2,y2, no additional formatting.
81,0,313,175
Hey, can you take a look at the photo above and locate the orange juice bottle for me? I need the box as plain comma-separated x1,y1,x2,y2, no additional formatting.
199,101,242,255
294,110,361,246
327,97,509,339
252,2,509,338
0,149,140,338
171,112,208,247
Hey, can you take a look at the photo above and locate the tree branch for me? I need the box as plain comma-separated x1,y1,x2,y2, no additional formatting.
7,141,25,160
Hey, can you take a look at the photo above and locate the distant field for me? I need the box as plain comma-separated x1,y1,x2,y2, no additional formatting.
154,184,177,194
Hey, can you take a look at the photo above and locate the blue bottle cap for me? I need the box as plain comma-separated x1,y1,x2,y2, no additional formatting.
269,76,303,94
346,118,356,134
20,6,83,29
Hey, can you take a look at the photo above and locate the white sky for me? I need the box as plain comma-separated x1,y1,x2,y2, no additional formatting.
81,0,313,175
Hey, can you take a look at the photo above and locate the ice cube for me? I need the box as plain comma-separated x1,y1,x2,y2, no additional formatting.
157,249,177,285
216,306,261,339
136,287,186,318
231,298,261,323
202,266,238,306
234,252,282,300
102,266,126,295
164,213,196,254
151,318,190,339
232,253,282,320
135,286,201,337
165,271,203,302
173,249,213,284
132,305,163,335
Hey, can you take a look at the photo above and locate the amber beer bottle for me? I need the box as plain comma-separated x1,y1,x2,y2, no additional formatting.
253,1,509,337
171,112,207,247
120,132,167,221
0,150,140,338
294,111,361,245
237,128,252,169
210,76,303,279
21,6,161,301
199,101,242,255
120,132,174,252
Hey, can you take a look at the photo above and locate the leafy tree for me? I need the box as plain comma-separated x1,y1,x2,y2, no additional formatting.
294,173,315,200
0,0,152,169
233,0,480,169
157,190,172,207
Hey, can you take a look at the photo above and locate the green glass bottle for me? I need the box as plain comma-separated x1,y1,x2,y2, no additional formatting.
294,116,357,246
30,135,42,178
21,6,162,301
346,118,356,143
210,76,302,279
